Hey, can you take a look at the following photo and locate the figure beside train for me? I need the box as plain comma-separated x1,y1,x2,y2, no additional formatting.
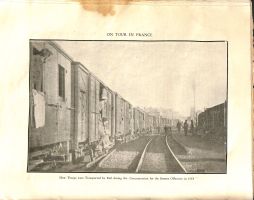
28,41,227,169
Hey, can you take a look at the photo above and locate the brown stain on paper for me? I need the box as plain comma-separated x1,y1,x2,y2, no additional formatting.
74,0,140,16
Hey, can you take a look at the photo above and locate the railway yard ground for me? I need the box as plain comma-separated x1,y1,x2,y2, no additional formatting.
34,130,226,173
171,129,226,173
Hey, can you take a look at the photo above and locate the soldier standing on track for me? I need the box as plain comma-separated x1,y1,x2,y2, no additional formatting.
164,125,172,136
183,120,188,136
169,126,172,135
176,121,181,133
190,120,194,135
164,125,168,136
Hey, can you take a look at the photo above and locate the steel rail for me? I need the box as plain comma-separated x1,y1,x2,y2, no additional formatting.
165,135,187,173
97,148,117,168
135,138,153,172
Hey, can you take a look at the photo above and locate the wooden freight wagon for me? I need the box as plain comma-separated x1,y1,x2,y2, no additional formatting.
149,115,154,133
133,108,140,135
144,113,153,134
197,101,227,135
206,102,226,134
115,93,126,143
134,107,145,135
88,74,99,143
152,115,160,134
160,117,165,128
87,73,115,159
140,110,145,132
105,87,115,139
71,62,90,161
144,112,149,131
28,41,72,168
71,62,115,162
123,99,134,142
197,111,206,134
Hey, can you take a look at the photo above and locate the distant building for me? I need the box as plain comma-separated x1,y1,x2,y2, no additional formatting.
143,107,182,127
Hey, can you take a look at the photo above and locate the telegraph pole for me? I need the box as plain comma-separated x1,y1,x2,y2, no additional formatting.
192,80,196,116
192,79,197,126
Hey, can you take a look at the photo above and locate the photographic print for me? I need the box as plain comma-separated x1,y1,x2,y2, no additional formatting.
28,40,227,173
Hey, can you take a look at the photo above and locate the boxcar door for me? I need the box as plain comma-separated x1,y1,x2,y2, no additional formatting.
89,76,96,143
78,71,89,143
79,90,88,142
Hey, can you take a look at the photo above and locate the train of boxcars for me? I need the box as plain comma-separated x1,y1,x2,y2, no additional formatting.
28,41,171,166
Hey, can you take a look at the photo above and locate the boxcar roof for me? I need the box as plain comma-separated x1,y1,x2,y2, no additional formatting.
206,102,225,111
48,41,74,62
49,41,135,110
72,61,90,74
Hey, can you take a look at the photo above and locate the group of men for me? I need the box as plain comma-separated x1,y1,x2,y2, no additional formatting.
176,120,195,136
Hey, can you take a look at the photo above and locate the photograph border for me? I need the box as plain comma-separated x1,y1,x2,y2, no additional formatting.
27,39,228,175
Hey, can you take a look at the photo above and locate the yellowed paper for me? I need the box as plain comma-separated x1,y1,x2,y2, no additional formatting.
0,0,252,199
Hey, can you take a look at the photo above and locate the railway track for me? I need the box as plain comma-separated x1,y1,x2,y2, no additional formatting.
135,135,186,173
94,136,153,172
94,134,186,173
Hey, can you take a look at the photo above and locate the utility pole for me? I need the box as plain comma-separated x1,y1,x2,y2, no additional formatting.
171,111,173,127
192,79,197,126
192,80,196,114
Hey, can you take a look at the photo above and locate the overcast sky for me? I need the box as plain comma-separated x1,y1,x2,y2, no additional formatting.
56,41,227,116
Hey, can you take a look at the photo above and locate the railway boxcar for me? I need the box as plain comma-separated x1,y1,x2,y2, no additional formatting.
115,93,126,142
115,94,134,143
105,87,115,140
71,62,89,161
152,115,159,134
144,113,153,134
144,112,149,132
139,109,145,133
134,107,145,134
133,108,140,135
86,73,115,159
197,101,227,135
29,41,72,165
71,62,116,162
160,117,165,128
149,114,154,132
124,99,134,141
